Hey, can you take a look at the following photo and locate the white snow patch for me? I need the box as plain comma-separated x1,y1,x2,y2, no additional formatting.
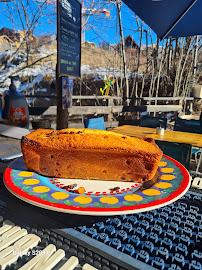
0,49,129,96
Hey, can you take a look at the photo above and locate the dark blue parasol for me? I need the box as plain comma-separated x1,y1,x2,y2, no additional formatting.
122,0,202,39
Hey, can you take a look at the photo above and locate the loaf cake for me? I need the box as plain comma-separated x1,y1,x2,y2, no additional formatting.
21,128,163,182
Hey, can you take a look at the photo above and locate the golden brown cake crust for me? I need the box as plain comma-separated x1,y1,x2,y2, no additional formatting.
21,128,163,182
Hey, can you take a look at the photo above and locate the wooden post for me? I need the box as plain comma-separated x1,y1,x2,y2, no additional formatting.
56,0,61,130
56,72,69,130
56,71,69,129
56,0,69,130
108,97,113,127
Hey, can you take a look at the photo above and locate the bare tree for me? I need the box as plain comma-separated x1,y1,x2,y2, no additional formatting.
0,0,56,72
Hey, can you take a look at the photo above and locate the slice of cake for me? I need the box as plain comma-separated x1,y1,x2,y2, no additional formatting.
21,128,163,182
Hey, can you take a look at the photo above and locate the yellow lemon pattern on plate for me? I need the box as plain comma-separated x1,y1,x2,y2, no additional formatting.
155,182,172,189
124,195,143,202
74,196,92,204
51,192,69,200
158,161,167,167
23,179,39,185
160,174,176,181
161,168,174,173
33,186,50,193
142,189,161,196
100,197,119,204
18,172,34,177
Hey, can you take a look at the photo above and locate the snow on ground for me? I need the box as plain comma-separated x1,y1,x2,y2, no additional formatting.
0,49,56,94
0,51,13,61
0,49,128,95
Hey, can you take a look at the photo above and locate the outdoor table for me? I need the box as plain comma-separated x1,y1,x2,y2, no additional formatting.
111,125,202,148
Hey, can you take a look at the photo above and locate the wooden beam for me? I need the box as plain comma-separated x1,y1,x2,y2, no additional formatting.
147,105,182,112
143,97,193,101
72,95,194,101
72,95,117,100
68,106,111,115
42,104,182,116
42,106,111,116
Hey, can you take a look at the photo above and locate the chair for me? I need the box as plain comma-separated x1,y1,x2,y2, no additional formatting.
174,117,202,134
155,140,192,170
191,148,202,173
140,116,167,129
84,117,106,130
174,117,202,173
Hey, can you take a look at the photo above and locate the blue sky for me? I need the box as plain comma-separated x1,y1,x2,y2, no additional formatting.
84,1,157,46
0,0,56,36
0,0,157,46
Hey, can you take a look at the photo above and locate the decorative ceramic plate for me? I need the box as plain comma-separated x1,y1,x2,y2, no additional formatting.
4,155,190,216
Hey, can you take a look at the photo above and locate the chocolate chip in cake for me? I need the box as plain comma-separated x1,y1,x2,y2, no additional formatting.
121,175,126,180
77,131,83,134
109,187,120,191
62,184,77,189
122,136,127,139
50,155,54,159
70,131,75,134
126,160,131,165
145,163,153,170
